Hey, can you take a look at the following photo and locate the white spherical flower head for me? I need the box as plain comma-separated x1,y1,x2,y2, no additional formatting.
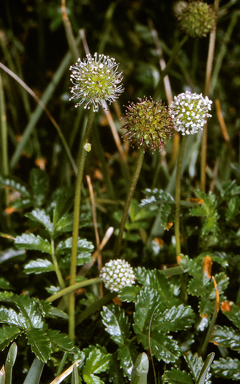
69,52,124,112
100,259,135,292
169,91,212,135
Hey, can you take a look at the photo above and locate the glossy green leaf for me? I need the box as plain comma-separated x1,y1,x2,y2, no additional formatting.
15,233,51,254
12,294,45,329
131,353,149,384
52,188,74,226
0,278,13,290
0,307,22,327
24,258,55,274
133,287,161,334
163,368,193,384
212,357,240,380
151,304,195,333
0,248,26,264
47,329,77,352
26,328,51,362
82,373,102,384
101,304,130,346
25,209,54,235
196,353,214,384
211,325,240,351
0,174,31,197
138,331,180,363
0,325,21,350
82,346,111,375
118,344,138,379
222,302,240,329
189,190,219,236
29,169,49,207
199,272,229,317
54,212,73,236
56,237,93,266
118,286,141,303
184,352,211,384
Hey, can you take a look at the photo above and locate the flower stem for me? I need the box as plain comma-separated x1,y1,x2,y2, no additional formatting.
115,148,145,258
175,135,187,257
201,0,219,192
68,109,95,341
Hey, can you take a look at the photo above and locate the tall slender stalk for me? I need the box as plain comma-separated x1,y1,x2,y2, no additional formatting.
115,148,145,259
201,0,220,192
68,109,95,341
175,135,187,257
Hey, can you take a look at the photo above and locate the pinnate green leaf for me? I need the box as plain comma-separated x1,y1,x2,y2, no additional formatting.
26,328,51,362
163,368,193,384
47,329,77,352
29,168,49,207
101,305,130,346
184,352,211,384
133,287,160,334
118,344,138,379
211,325,240,351
138,331,180,363
15,233,51,254
212,357,240,380
83,346,112,375
24,258,55,274
118,285,141,303
0,325,21,350
221,302,240,329
151,304,195,333
25,209,54,235
0,174,31,197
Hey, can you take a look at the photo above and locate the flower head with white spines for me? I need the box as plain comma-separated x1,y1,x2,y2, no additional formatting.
100,259,135,292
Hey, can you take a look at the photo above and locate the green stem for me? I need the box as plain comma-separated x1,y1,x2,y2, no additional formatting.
50,238,65,290
201,0,220,192
68,109,95,341
47,277,102,303
115,148,145,258
175,135,187,257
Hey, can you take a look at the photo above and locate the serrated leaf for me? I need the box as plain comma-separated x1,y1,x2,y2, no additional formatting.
83,347,111,375
47,329,77,352
56,237,93,265
0,325,21,350
15,233,51,254
163,367,193,384
221,302,240,329
138,331,180,363
101,305,130,346
184,352,211,384
12,294,45,329
0,307,22,327
211,325,240,351
130,353,149,384
25,209,54,235
151,304,195,333
54,212,73,236
0,174,31,197
52,188,74,225
83,374,103,384
133,287,160,335
118,344,138,379
189,190,219,236
118,286,141,303
30,169,49,207
26,328,51,362
212,357,240,380
24,258,55,274
199,273,229,317
0,248,26,264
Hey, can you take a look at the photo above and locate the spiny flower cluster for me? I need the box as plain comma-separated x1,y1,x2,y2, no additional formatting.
69,52,124,112
169,91,212,135
100,259,135,292
179,1,216,38
122,97,174,152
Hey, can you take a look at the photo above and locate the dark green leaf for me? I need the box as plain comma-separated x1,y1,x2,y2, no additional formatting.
184,352,211,384
151,304,195,333
82,374,102,384
0,174,31,197
24,259,55,274
118,345,138,379
52,188,74,226
0,248,26,264
82,346,111,375
133,287,160,334
25,209,54,235
47,329,77,352
29,169,49,207
0,278,13,290
211,325,240,351
118,286,141,303
56,237,93,266
26,328,51,363
222,302,240,329
101,305,130,346
0,325,21,350
138,331,180,363
212,357,240,380
196,353,214,384
53,212,73,236
131,353,149,384
5,342,18,381
163,368,193,384
12,294,45,329
0,307,22,327
15,234,51,254
23,358,44,384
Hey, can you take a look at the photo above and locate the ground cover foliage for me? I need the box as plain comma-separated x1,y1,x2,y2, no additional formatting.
1,0,240,383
